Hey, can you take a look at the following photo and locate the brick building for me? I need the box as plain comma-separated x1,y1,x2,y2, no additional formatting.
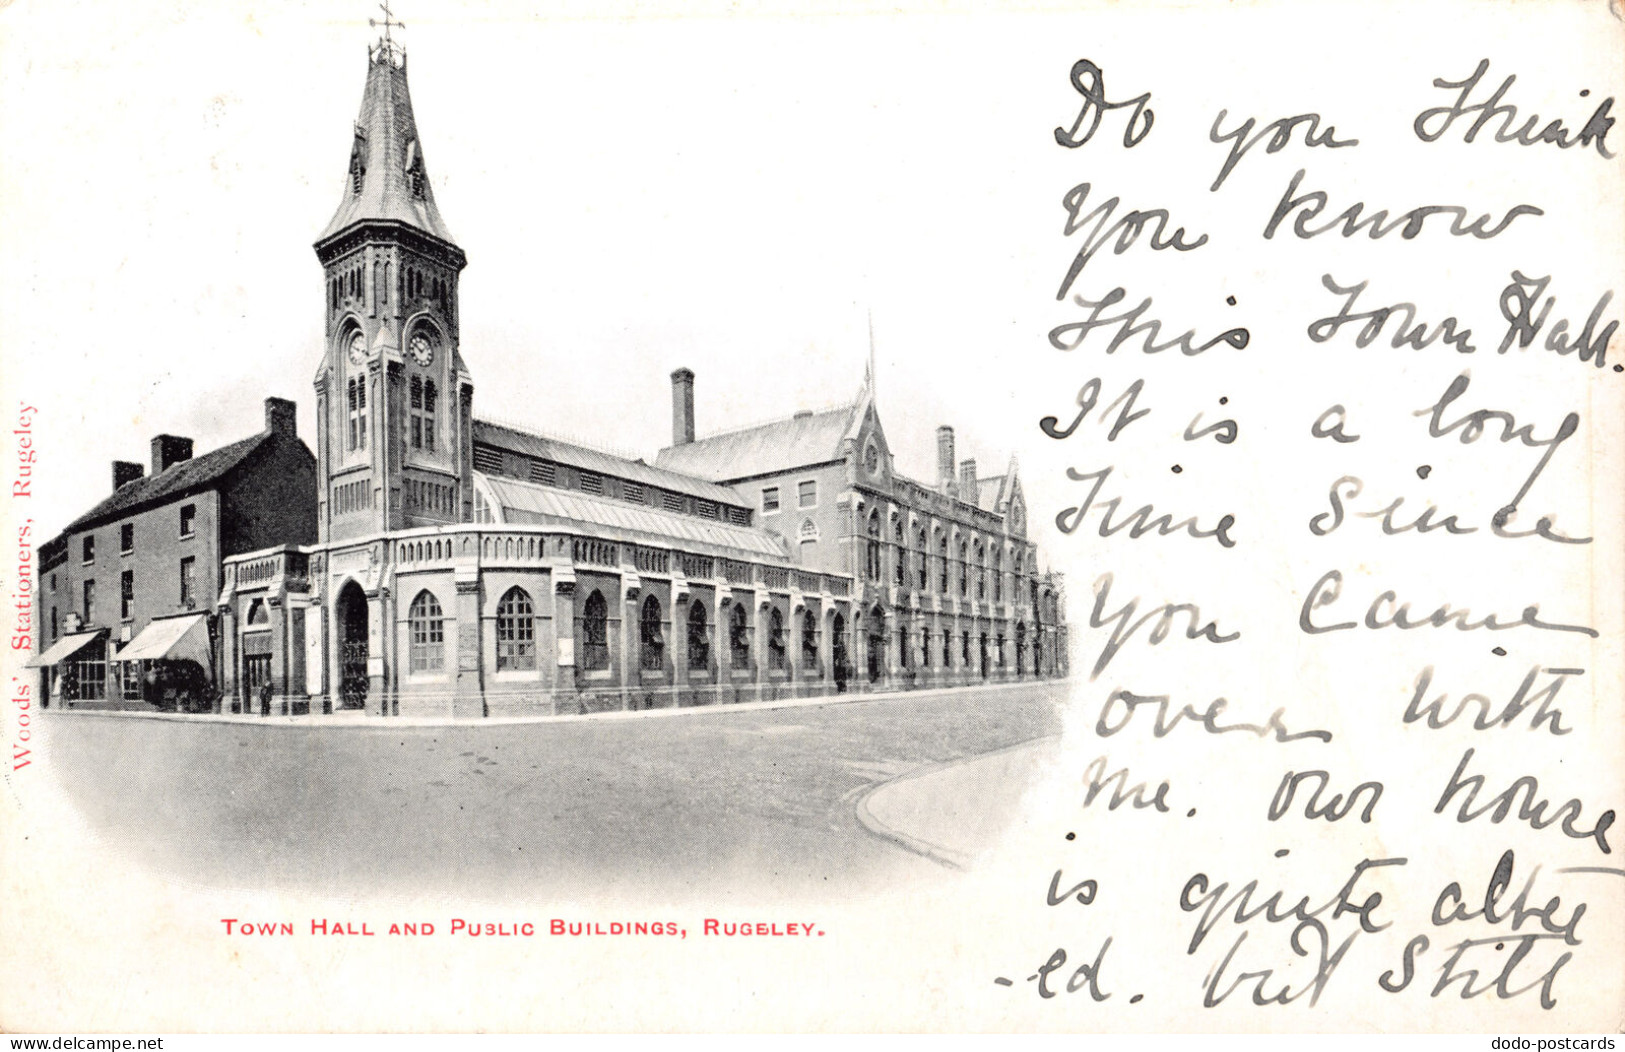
28,399,316,708
656,376,1068,689
77,34,1064,718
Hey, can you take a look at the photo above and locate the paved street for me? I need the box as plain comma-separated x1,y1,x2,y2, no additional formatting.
42,683,1064,903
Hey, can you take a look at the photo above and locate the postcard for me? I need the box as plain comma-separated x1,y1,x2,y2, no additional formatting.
2,0,1621,1034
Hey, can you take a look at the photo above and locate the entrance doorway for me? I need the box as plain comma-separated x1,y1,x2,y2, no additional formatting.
336,582,369,710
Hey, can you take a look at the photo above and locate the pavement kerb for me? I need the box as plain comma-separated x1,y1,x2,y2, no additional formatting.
38,677,1072,730
852,733,1059,872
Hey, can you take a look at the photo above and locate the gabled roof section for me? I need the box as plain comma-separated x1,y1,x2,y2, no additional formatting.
975,475,1006,513
653,402,859,483
975,457,1020,514
62,432,275,534
479,474,789,561
472,419,748,508
317,50,457,246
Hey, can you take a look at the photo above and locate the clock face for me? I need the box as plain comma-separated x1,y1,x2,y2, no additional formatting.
408,333,435,367
863,442,880,476
347,331,367,366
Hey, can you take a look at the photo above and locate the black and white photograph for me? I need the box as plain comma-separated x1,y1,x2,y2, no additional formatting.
1,0,1621,1036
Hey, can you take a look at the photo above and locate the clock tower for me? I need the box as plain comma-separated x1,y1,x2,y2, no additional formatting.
313,33,473,543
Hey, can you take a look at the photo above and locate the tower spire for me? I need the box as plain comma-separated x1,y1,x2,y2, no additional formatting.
866,307,876,405
369,1,406,67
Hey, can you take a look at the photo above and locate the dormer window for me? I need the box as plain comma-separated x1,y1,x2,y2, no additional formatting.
404,138,427,200
348,131,367,195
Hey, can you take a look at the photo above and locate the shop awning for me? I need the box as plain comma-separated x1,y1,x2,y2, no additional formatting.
23,630,105,669
113,613,210,664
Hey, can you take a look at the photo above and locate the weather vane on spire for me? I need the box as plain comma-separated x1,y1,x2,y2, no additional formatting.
369,1,406,66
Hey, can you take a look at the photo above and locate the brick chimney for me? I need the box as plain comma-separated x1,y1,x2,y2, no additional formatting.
936,426,956,493
112,461,145,491
265,397,297,437
959,458,977,501
151,435,194,476
671,367,695,446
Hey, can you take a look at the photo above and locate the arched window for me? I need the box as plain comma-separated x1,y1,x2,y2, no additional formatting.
640,594,664,672
423,381,437,453
915,527,928,590
892,518,905,585
801,609,818,670
409,590,445,673
687,602,709,671
768,608,786,672
247,599,268,625
495,588,535,671
937,534,948,593
958,542,969,597
975,541,986,600
865,511,882,582
993,548,1004,603
581,591,609,672
409,376,424,449
345,370,367,452
729,603,750,669
346,379,358,451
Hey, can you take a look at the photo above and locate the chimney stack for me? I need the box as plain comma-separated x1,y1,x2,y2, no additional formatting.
959,458,977,501
936,426,956,492
265,396,297,437
151,435,194,476
671,367,695,446
112,461,145,491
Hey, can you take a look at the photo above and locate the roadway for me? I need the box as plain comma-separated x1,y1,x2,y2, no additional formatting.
42,681,1066,903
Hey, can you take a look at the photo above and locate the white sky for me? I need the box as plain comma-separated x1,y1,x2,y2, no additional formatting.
2,0,1084,540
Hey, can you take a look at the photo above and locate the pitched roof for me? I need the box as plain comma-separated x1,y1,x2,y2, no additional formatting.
976,475,1006,513
62,432,274,534
479,474,788,561
317,51,457,246
472,419,748,508
653,404,857,482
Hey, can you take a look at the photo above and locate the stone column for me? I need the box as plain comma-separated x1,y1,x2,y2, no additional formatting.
715,589,731,703
818,603,835,696
365,587,386,716
217,601,237,714
670,574,690,707
620,575,641,711
452,571,483,718
304,599,325,703
752,591,768,698
552,576,577,714
267,594,287,715
883,609,898,688
788,595,804,697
